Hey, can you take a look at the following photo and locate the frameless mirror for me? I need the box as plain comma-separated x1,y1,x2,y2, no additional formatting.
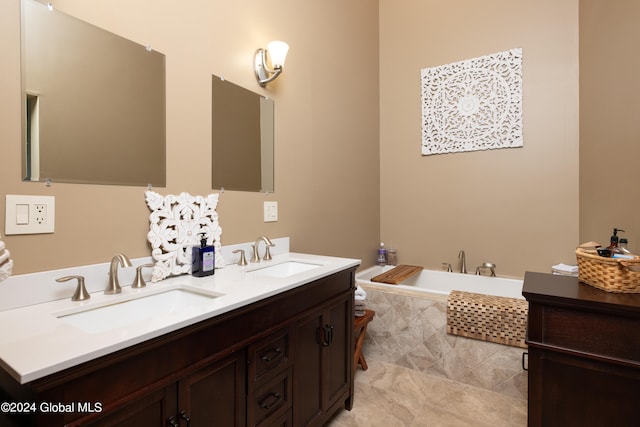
21,0,166,186
212,76,274,193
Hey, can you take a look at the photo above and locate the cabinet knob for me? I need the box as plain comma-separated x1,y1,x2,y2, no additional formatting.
167,416,179,427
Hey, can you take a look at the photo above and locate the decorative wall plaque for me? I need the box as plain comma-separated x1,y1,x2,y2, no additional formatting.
421,48,523,155
0,234,12,282
145,191,224,282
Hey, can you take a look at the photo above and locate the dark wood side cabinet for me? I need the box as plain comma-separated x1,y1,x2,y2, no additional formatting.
0,267,357,427
523,272,640,427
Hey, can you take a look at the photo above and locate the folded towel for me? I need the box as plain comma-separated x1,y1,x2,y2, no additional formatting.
355,285,367,301
552,263,578,276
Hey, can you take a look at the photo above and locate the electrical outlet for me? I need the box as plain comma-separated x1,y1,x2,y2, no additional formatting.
5,195,55,235
34,204,47,225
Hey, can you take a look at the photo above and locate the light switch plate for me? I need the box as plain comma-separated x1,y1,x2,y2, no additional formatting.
5,195,55,235
264,201,278,222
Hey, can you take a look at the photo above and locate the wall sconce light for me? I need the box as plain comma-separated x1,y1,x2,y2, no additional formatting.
254,41,290,87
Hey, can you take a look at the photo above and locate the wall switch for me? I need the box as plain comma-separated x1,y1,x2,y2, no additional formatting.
5,195,55,235
264,201,278,222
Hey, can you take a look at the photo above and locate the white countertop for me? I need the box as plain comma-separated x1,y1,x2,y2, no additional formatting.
0,252,360,384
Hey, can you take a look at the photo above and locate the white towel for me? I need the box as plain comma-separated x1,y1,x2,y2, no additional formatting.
355,285,367,301
552,263,578,276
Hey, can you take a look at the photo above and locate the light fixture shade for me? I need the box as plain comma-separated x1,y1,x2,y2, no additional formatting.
267,41,289,68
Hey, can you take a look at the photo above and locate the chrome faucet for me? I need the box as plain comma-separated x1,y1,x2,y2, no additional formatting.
251,236,274,263
458,250,467,274
105,253,132,294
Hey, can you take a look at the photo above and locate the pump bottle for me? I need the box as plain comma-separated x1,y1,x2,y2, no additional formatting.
192,233,215,277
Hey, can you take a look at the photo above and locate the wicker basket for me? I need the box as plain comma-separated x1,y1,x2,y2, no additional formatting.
575,248,640,293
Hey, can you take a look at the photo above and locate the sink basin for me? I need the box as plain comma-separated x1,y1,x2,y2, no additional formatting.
252,261,321,278
56,288,221,334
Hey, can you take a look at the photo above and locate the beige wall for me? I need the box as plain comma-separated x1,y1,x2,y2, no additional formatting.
0,0,380,275
379,0,580,277
4,0,627,281
579,0,640,252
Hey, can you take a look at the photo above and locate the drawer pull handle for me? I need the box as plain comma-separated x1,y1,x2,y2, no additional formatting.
260,347,282,362
259,392,282,410
522,352,528,371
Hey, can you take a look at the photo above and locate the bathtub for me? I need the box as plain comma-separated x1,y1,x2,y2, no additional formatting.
356,265,524,299
354,265,529,400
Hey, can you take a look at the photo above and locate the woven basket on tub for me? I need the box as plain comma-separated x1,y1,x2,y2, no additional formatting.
575,248,640,293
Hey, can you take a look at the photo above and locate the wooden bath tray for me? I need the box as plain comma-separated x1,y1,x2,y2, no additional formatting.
371,265,422,284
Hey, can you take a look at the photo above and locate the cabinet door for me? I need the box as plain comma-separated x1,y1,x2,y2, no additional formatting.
293,310,324,426
324,296,351,409
293,294,352,427
178,351,247,427
76,384,177,427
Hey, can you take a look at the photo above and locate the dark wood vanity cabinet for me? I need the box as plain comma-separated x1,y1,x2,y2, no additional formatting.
523,272,640,427
0,267,357,427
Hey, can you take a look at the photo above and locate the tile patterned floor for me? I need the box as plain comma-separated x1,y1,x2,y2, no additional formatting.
328,360,527,426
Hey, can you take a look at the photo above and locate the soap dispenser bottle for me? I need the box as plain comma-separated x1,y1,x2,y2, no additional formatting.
192,233,215,277
608,228,624,251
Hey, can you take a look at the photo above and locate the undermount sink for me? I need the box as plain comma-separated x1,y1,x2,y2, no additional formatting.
252,261,321,278
56,288,222,334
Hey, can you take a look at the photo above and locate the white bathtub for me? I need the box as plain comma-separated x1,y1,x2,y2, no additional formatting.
356,265,524,300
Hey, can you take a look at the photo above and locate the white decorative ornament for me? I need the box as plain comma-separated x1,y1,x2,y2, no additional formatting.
145,191,224,282
0,234,13,282
421,48,523,155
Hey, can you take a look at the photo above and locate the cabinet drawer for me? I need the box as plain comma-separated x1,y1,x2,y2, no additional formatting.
258,408,292,427
250,330,290,381
250,368,292,426
530,304,640,363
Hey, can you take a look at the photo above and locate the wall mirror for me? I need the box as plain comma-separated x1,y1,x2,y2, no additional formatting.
212,76,274,193
21,0,166,186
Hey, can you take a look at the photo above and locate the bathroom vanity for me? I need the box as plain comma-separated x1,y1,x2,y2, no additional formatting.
523,272,640,427
0,254,359,426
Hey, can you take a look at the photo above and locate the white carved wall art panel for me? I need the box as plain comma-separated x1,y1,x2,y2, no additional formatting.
0,233,13,282
421,48,523,155
145,191,224,282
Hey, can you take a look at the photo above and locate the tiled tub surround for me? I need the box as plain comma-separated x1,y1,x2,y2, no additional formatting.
358,285,528,401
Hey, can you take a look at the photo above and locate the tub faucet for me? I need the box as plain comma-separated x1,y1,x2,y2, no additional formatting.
105,253,132,294
475,262,496,277
251,236,274,263
458,250,467,274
